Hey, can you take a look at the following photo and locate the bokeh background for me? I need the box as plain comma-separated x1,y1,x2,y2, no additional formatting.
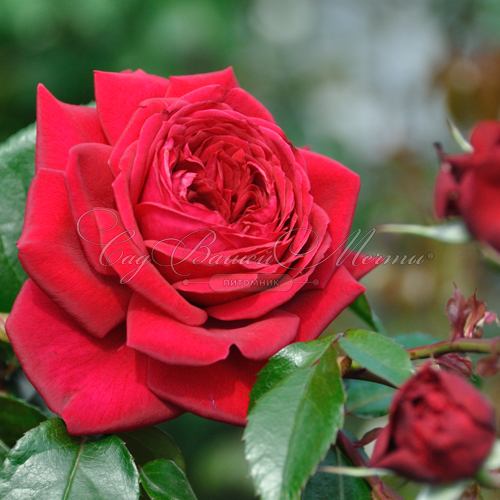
2,0,500,498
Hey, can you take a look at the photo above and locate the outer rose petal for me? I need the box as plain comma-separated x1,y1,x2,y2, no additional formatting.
458,173,500,251
301,149,361,259
148,349,266,426
92,208,208,326
127,292,300,366
434,168,460,219
469,120,500,152
166,67,239,98
36,85,107,172
340,251,381,281
6,280,181,435
64,143,118,275
280,265,366,342
18,167,130,338
179,85,276,123
94,70,170,145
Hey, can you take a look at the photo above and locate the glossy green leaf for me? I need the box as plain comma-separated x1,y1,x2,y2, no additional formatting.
0,418,140,500
118,427,185,471
339,330,414,387
139,459,197,500
244,343,345,500
302,446,371,500
0,341,16,365
377,222,472,244
0,123,36,311
248,334,338,411
344,380,394,419
348,294,386,334
0,394,47,448
392,332,438,350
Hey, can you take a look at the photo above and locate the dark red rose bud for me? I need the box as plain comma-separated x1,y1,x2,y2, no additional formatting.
370,364,496,484
434,353,473,378
434,121,500,254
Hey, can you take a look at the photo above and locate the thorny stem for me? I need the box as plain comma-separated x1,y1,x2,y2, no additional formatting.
406,337,500,360
341,337,500,386
336,430,404,500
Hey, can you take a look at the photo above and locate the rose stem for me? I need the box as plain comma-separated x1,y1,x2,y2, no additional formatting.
336,430,405,500
342,337,500,387
406,337,500,359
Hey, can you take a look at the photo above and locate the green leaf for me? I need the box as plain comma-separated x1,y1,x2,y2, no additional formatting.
392,332,438,350
0,123,36,311
348,294,387,334
339,330,414,387
377,222,472,244
0,418,140,500
139,459,197,500
344,380,394,419
302,447,371,500
248,334,338,411
0,394,47,448
244,343,345,500
118,427,186,471
0,341,15,366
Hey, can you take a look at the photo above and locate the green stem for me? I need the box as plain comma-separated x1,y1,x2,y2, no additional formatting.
336,431,404,500
406,337,500,360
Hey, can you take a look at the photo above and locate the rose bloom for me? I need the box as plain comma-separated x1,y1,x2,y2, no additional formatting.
6,68,375,435
435,121,500,252
370,364,496,484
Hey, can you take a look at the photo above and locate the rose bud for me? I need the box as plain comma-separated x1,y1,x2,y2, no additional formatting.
434,121,500,254
370,364,496,484
6,68,377,435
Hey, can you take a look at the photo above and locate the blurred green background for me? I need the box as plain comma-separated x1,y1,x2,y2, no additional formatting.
3,0,500,498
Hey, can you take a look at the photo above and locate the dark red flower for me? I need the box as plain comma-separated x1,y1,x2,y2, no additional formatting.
6,68,375,434
370,364,496,484
435,121,500,253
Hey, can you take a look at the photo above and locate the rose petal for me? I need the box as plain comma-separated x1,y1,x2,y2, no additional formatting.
35,84,107,172
204,273,311,321
338,251,381,281
94,69,170,145
127,293,299,366
64,143,118,275
458,172,500,250
434,168,460,219
470,120,500,152
166,67,239,98
18,168,130,338
147,349,265,425
301,149,361,263
93,207,208,326
179,85,276,123
280,265,366,342
6,280,181,435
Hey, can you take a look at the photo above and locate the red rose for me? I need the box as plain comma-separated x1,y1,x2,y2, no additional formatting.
435,121,500,252
6,68,374,435
370,364,496,484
